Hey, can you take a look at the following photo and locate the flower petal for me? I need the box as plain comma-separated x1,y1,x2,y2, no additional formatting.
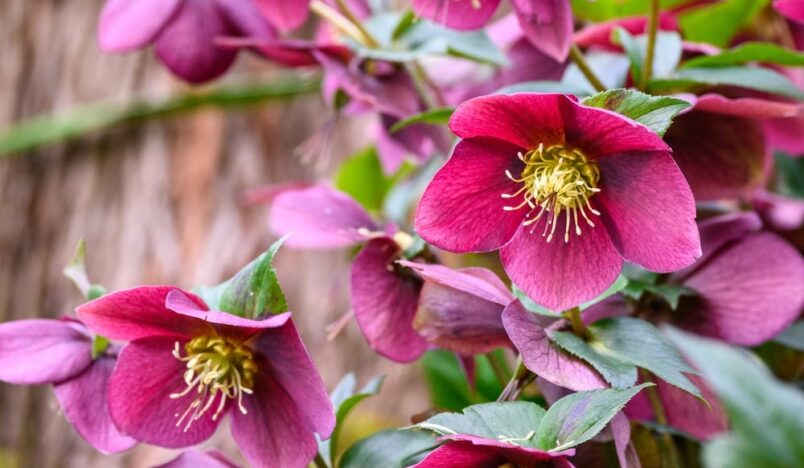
678,232,804,346
449,94,566,149
251,320,335,438
500,220,622,312
415,138,525,252
574,14,678,49
775,0,804,23
216,0,276,38
596,151,700,272
765,114,804,156
230,369,318,468
154,0,238,83
0,319,92,385
269,185,378,249
108,337,222,447
753,191,804,231
155,449,239,468
98,0,181,52
413,440,506,468
253,0,311,32
694,94,803,119
512,0,573,61
503,301,607,391
77,286,212,341
412,0,502,30
398,261,513,305
54,357,137,454
695,212,761,263
350,237,428,362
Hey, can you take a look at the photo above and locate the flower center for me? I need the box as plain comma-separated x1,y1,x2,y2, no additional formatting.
170,335,257,431
502,144,601,243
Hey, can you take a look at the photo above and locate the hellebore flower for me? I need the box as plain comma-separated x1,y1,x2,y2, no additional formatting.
268,184,512,362
415,93,701,311
0,318,136,454
156,449,240,468
77,286,334,468
412,0,573,61
413,434,574,468
98,0,284,83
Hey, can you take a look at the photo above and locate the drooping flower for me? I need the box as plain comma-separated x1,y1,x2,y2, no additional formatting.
416,93,701,311
77,286,334,468
412,434,574,468
98,0,290,83
0,318,136,454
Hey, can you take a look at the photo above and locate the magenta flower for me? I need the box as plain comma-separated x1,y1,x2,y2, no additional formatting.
573,14,678,50
77,286,334,468
98,0,286,83
413,434,574,468
775,0,804,24
156,449,239,468
416,93,700,311
0,318,136,454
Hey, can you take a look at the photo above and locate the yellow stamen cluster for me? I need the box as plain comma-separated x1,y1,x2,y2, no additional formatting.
502,144,601,243
170,335,257,431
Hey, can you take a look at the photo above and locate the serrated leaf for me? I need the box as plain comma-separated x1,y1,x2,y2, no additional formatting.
622,279,695,310
389,107,453,133
338,429,438,468
682,42,804,68
415,401,546,449
678,0,769,48
589,318,702,398
612,29,682,85
549,331,638,389
535,384,651,451
584,87,692,136
196,237,288,319
649,66,804,100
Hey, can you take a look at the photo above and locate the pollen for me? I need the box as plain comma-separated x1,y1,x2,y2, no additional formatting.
169,335,257,431
502,144,601,243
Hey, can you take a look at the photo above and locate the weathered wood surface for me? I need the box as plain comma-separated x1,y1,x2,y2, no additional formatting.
0,2,426,466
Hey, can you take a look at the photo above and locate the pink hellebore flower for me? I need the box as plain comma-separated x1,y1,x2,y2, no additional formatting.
0,318,136,454
413,434,574,468
77,286,334,468
98,0,307,83
412,0,574,61
415,93,701,311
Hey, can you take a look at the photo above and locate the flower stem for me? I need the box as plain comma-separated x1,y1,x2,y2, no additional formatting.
641,370,682,468
333,0,380,47
406,62,442,110
486,352,512,388
313,452,329,468
641,0,660,90
563,306,589,340
310,0,375,47
497,357,535,401
569,44,606,93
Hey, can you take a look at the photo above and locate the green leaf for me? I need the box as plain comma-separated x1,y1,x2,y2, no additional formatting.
549,331,638,389
334,147,412,213
682,42,804,68
495,81,592,97
773,321,804,352
0,78,320,159
196,237,288,319
649,66,804,100
580,274,629,310
415,401,546,449
535,384,651,451
338,429,438,468
665,328,804,468
571,0,693,21
319,374,385,466
420,350,505,411
512,286,561,317
582,89,691,136
678,0,769,48
622,279,695,310
587,318,702,398
389,107,454,133
774,152,804,196
612,29,683,85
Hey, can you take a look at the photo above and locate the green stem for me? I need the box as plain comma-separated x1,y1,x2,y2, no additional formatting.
497,358,535,402
642,0,661,90
569,44,606,92
641,370,682,468
563,306,589,340
406,62,441,110
312,452,329,468
334,0,380,47
310,0,375,47
486,352,511,388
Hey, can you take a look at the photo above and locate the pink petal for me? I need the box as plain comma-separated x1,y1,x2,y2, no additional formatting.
512,0,573,61
0,319,92,385
678,232,804,346
574,14,678,49
502,301,607,391
610,413,640,468
415,138,525,252
695,212,761,263
596,151,700,273
764,114,804,155
154,0,238,83
98,0,181,52
254,0,311,32
694,94,803,119
155,450,240,468
775,0,804,23
250,321,335,438
413,440,506,468
77,286,212,341
753,191,804,231
108,337,222,447
423,434,574,466
500,220,623,313
269,185,378,249
350,237,428,362
665,110,767,200
412,0,502,30
449,94,566,149
215,0,277,38
230,369,318,468
54,357,137,454
398,261,513,305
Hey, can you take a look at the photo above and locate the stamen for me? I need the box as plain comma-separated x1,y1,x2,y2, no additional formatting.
170,336,257,431
501,144,601,243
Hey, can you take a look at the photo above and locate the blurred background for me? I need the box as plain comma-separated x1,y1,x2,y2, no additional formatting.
0,2,431,466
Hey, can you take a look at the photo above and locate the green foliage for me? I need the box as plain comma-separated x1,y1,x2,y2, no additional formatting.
678,0,769,48
582,89,691,136
562,52,631,94
613,29,682,86
513,275,628,315
774,321,804,352
682,42,804,68
338,429,438,468
389,107,454,133
622,278,696,310
571,0,692,21
420,350,506,411
774,153,804,197
196,237,288,319
63,239,108,299
649,66,804,100
550,331,638,389
334,147,413,213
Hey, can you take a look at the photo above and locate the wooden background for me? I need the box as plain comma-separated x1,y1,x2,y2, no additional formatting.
0,2,428,466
